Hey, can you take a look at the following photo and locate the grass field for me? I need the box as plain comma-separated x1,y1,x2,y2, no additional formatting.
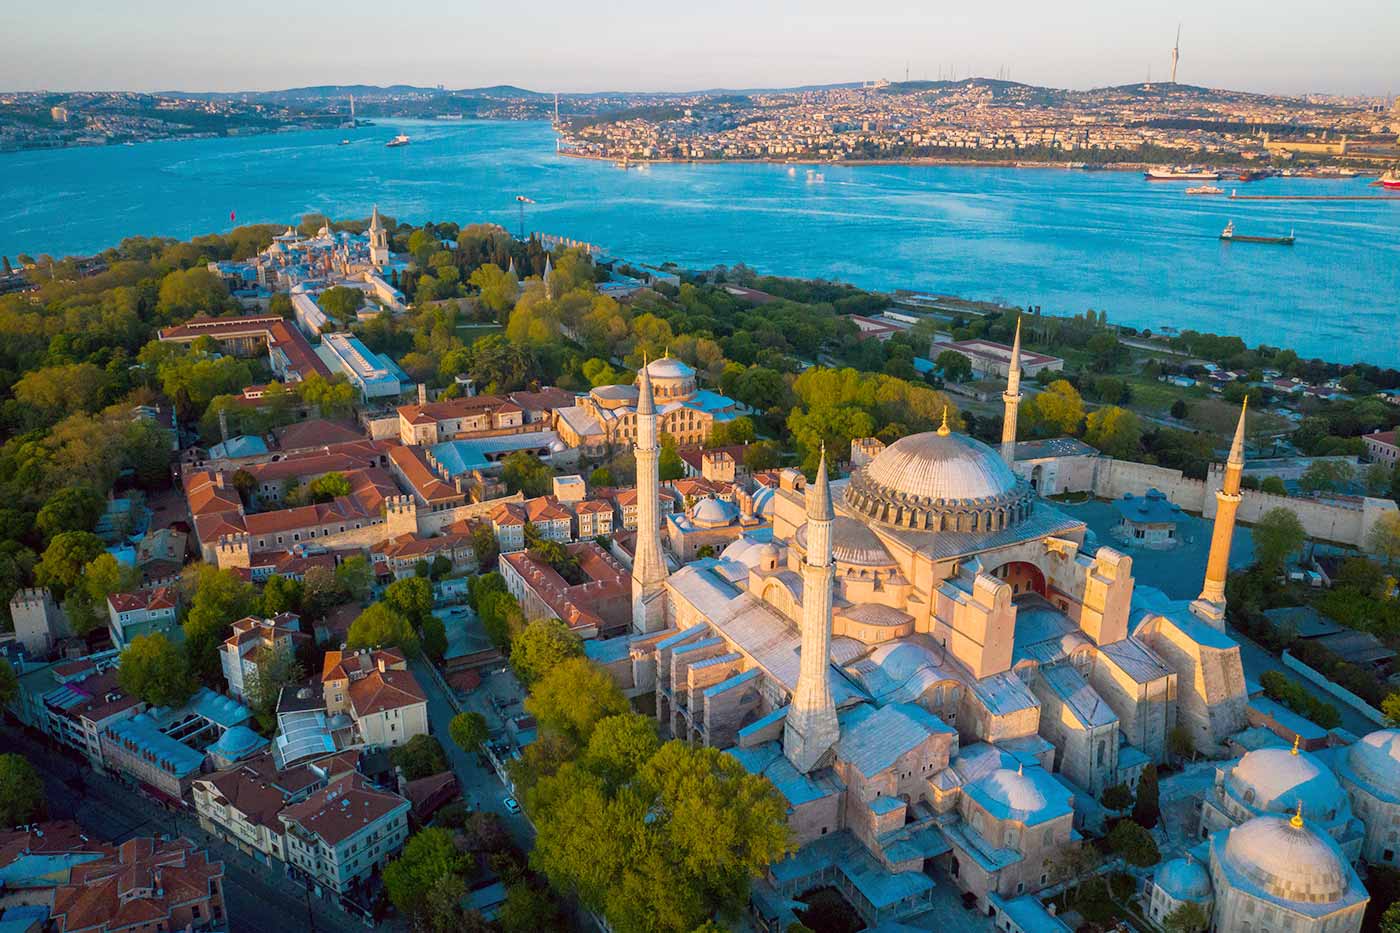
455,322,503,342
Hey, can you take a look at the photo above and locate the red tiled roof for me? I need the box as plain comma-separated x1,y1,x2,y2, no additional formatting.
348,668,426,717
278,774,407,846
388,445,462,503
50,837,223,933
275,418,366,451
396,394,516,424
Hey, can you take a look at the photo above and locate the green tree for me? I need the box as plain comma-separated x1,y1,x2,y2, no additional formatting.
383,828,469,921
383,576,434,629
588,466,615,488
659,436,686,481
1261,475,1288,496
390,734,449,780
1132,763,1160,829
1022,379,1085,436
423,872,468,933
306,471,351,502
498,883,563,933
68,552,142,635
1367,511,1400,568
1100,783,1134,811
14,363,110,420
1253,507,1306,574
510,618,585,686
1168,724,1196,762
707,417,757,448
1084,405,1143,458
261,574,304,616
450,711,490,753
347,603,420,657
1299,459,1354,494
35,486,106,542
0,754,45,826
934,349,972,383
183,565,260,682
526,657,628,744
317,285,365,324
469,263,519,314
1162,901,1210,933
242,644,305,733
1170,398,1189,420
334,555,373,603
1382,692,1400,726
471,524,500,571
1108,818,1160,866
0,658,18,706
118,633,197,708
156,267,230,318
34,531,104,596
501,451,554,497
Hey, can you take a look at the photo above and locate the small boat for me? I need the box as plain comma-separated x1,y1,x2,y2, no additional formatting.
1220,220,1294,245
1378,170,1400,190
385,134,410,148
339,139,350,146
1186,185,1224,195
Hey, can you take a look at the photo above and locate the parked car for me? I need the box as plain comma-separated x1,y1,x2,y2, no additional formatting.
503,796,521,815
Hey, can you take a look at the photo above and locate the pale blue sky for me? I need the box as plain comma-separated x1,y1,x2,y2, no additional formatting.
8,0,1396,96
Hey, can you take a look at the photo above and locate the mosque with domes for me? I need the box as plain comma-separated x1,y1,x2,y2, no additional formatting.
585,321,1393,928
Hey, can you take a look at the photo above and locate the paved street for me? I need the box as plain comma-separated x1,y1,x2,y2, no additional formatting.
4,726,372,933
409,658,535,851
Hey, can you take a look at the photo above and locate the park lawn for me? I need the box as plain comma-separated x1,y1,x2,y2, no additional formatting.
1122,376,1185,415
455,322,504,342
1186,395,1291,439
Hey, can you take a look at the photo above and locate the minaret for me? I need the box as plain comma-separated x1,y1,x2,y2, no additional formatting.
1001,315,1023,465
368,205,389,270
631,357,668,635
783,448,841,773
542,254,554,300
1192,398,1247,627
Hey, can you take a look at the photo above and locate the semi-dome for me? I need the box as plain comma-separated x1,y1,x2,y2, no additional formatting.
1223,815,1348,903
1227,746,1347,821
1346,729,1400,799
796,516,896,567
844,426,1034,532
721,536,781,570
1155,856,1212,902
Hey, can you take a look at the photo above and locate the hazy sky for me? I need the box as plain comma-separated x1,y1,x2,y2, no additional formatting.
8,0,1396,96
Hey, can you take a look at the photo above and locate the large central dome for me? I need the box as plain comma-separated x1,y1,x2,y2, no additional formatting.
1223,815,1349,903
864,431,1019,502
844,428,1034,533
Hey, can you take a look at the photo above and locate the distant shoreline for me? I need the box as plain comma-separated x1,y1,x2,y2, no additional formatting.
556,149,1160,171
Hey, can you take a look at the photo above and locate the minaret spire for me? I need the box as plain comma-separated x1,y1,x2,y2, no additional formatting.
1193,397,1247,627
1001,315,1023,465
631,355,668,634
783,447,840,773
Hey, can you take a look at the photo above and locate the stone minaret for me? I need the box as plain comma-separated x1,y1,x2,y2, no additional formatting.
783,449,841,773
1001,315,1023,465
1192,398,1247,627
542,254,554,300
368,205,389,269
631,358,668,634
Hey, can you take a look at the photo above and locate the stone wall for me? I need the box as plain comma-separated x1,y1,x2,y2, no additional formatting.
1281,650,1388,727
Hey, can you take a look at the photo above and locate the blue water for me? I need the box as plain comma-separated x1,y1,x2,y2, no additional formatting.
3,119,1398,365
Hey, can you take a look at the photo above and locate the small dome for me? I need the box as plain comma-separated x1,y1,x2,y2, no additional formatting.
862,429,1019,504
1347,729,1400,798
1223,815,1348,903
1155,857,1212,902
979,768,1047,817
645,357,695,381
1228,746,1346,820
720,536,780,570
690,497,737,528
752,485,776,519
796,516,895,567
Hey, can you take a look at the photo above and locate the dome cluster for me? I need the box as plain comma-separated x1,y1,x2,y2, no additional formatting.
844,429,1034,533
1227,746,1347,822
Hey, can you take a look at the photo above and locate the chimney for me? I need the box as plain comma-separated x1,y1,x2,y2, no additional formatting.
417,383,427,406
395,765,409,798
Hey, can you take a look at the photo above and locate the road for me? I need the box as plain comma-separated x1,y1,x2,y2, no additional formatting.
409,659,536,852
4,726,370,933
1226,623,1378,737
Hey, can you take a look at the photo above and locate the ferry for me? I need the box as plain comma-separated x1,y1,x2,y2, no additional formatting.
385,134,410,148
1220,220,1294,245
1378,170,1400,190
1145,166,1221,181
1186,185,1225,195
339,139,350,146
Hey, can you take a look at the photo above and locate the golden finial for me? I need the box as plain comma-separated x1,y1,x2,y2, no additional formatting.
1017,761,1024,775
937,406,951,437
1291,734,1300,756
1290,800,1304,829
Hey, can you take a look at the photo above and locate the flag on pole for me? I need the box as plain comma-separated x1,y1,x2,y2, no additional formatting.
230,210,236,222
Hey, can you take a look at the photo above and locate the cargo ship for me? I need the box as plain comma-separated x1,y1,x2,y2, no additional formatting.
1145,166,1221,181
385,134,410,148
1220,220,1294,245
1186,185,1224,195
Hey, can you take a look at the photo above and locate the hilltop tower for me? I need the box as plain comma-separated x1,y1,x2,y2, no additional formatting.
783,448,841,773
1192,398,1247,627
1171,25,1181,84
1001,315,1023,465
631,358,669,635
368,205,389,270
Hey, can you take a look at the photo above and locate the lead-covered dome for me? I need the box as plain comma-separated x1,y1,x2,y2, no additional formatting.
1222,815,1348,903
844,428,1034,532
1227,746,1347,821
1155,856,1212,902
1346,729,1400,800
796,516,895,567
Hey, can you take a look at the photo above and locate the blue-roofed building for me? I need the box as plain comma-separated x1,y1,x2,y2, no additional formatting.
99,687,253,800
428,431,567,476
317,332,408,400
208,434,270,462
1112,487,1184,549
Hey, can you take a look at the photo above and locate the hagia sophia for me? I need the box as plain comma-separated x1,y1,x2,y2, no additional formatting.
587,321,1399,931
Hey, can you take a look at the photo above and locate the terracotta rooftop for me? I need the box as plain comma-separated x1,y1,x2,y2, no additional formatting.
348,668,427,717
501,541,629,633
106,586,176,614
278,774,408,846
49,836,223,933
396,394,520,424
388,445,462,503
274,418,366,452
